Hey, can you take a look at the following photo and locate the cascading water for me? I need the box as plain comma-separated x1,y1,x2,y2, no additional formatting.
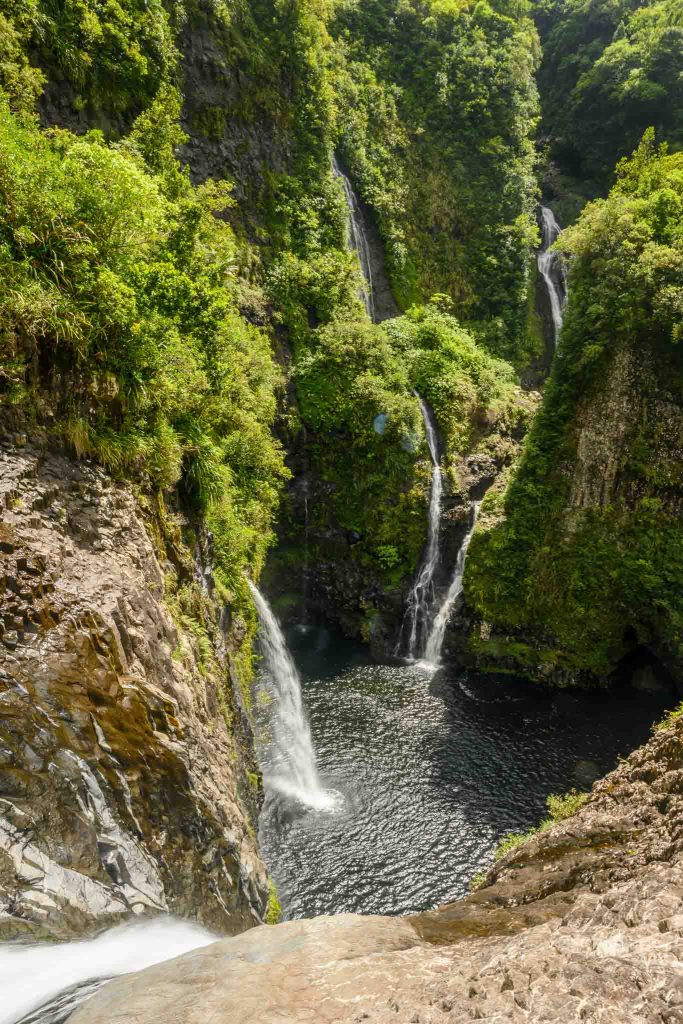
400,396,443,658
421,501,482,667
248,581,332,809
332,154,375,321
537,206,567,347
2,917,216,1024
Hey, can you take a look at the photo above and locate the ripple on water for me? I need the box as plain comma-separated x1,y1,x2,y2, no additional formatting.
259,630,674,920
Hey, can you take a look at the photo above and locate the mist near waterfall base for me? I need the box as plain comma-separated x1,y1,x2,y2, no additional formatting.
259,626,673,920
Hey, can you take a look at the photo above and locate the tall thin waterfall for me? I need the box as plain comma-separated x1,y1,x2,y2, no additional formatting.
422,501,482,667
248,581,330,809
332,154,375,320
401,396,443,658
538,206,567,347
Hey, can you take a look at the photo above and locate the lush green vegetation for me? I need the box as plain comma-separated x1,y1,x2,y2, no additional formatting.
294,303,530,595
332,0,542,364
494,788,589,859
655,701,683,731
0,91,288,600
536,0,683,198
0,0,177,123
0,0,539,649
465,135,683,681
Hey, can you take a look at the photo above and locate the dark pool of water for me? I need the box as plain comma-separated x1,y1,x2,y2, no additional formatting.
259,625,674,920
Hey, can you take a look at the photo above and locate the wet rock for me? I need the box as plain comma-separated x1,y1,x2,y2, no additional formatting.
0,441,267,940
71,715,683,1023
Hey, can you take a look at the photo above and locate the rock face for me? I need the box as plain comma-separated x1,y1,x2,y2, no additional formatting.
70,702,683,1022
178,0,292,196
460,326,683,690
0,440,268,940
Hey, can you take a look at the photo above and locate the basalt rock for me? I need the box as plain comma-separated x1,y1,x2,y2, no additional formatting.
0,441,268,941
71,712,683,1023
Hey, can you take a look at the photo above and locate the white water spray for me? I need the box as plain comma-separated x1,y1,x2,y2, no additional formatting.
421,502,482,668
538,206,566,348
332,154,375,320
249,581,332,809
401,396,443,658
1,917,216,1024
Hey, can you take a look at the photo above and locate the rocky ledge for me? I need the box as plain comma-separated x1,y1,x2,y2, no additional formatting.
0,441,267,940
72,709,683,1022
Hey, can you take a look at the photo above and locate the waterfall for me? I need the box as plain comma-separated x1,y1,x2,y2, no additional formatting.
2,918,215,1024
422,501,482,667
401,396,443,659
538,206,567,347
248,581,331,809
332,154,375,321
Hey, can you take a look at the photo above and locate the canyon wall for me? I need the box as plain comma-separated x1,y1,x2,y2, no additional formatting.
461,139,683,689
0,441,267,940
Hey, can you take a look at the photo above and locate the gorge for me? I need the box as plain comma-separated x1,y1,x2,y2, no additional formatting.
0,0,682,1019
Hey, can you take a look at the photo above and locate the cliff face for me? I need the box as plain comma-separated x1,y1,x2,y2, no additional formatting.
461,142,683,688
0,440,267,940
455,327,683,687
261,312,537,654
69,710,683,1022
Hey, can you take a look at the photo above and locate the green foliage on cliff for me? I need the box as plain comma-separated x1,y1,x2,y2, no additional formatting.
0,0,177,124
465,135,683,680
536,0,683,192
332,0,541,363
0,0,542,653
384,304,527,455
295,303,528,583
265,879,283,924
495,787,588,859
0,90,287,589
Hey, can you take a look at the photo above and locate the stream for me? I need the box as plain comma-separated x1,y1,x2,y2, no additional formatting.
259,625,672,920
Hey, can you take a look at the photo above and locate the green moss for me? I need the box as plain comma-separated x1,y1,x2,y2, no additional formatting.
468,870,488,892
494,828,538,860
192,105,227,140
655,702,683,731
265,879,282,925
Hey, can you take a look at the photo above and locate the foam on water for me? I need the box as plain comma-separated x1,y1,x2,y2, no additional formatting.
249,580,335,810
2,917,216,1024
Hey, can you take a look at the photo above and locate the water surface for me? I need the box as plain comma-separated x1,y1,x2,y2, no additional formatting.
259,626,672,919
